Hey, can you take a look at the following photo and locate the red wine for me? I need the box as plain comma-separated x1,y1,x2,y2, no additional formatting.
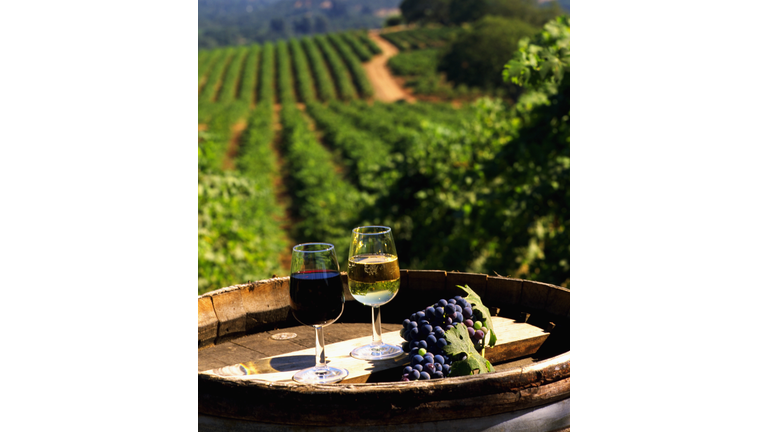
289,270,345,326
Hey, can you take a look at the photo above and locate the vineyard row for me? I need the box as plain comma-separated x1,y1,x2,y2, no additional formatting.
198,30,379,118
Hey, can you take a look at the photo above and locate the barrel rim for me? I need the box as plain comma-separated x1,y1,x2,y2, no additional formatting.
198,271,570,424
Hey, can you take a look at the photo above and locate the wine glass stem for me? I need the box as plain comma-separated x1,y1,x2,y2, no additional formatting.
371,306,383,346
314,325,327,368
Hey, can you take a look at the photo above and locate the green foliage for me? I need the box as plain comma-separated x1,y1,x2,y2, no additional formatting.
280,103,369,264
276,40,296,104
197,22,570,293
384,15,404,27
314,35,357,101
289,38,317,103
438,16,537,90
217,46,249,105
199,47,235,103
503,16,570,90
387,48,440,76
356,30,383,55
457,285,497,347
327,33,374,98
444,323,495,376
258,42,275,104
198,106,288,295
480,16,570,285
305,101,399,194
400,0,451,25
302,36,337,102
400,0,561,26
340,31,373,62
238,44,261,104
198,172,286,295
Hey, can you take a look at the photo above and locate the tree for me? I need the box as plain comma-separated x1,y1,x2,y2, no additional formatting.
438,16,537,90
400,0,451,24
293,15,313,34
314,15,329,33
485,16,570,285
269,18,286,33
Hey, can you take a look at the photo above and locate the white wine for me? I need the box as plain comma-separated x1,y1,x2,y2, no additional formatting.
347,253,400,306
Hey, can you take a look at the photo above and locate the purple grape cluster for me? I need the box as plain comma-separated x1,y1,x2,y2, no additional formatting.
399,295,488,381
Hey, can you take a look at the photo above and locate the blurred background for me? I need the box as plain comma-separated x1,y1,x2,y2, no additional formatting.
198,0,570,295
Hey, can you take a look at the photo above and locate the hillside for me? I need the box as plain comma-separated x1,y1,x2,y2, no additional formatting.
199,0,402,48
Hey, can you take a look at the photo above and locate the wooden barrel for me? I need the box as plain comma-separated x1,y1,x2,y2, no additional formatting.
198,270,570,431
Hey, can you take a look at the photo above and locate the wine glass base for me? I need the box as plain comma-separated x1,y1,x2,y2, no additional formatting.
292,366,348,384
350,343,404,361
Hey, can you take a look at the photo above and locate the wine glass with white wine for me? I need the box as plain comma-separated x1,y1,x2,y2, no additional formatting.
347,226,404,360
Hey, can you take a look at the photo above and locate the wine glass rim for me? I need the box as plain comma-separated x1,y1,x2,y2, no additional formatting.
292,242,335,253
352,226,392,235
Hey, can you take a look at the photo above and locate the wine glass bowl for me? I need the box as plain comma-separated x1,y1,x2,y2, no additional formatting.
347,226,404,360
289,243,348,384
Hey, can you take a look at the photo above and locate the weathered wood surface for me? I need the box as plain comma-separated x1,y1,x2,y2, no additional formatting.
199,353,570,426
198,323,401,373
200,316,548,383
199,397,570,431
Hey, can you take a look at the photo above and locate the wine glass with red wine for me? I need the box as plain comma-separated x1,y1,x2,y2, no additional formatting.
289,243,349,384
347,226,404,360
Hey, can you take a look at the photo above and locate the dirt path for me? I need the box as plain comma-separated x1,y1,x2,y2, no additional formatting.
269,103,295,273
221,119,247,170
363,31,416,103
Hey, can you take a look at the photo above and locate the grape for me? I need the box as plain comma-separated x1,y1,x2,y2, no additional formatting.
400,296,484,381
426,334,437,346
473,321,482,330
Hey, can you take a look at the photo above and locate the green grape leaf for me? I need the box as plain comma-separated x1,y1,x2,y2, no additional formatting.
457,285,497,347
444,323,495,377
